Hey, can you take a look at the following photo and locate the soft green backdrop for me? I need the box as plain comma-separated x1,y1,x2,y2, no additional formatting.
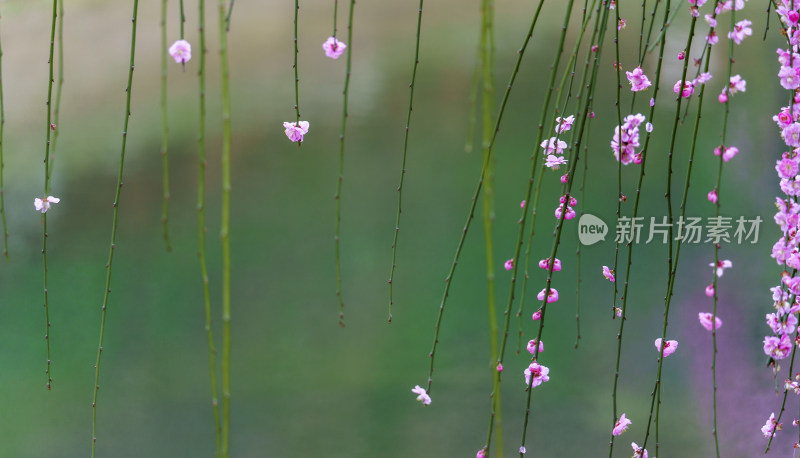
0,0,787,456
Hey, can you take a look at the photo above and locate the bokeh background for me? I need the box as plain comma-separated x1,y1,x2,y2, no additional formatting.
0,0,791,456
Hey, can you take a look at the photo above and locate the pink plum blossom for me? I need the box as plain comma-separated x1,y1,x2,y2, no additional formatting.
560,173,569,183
617,18,626,30
322,36,347,59
168,40,191,64
538,257,562,271
614,307,622,318
504,259,514,271
602,265,615,282
708,189,718,204
777,158,800,179
411,385,431,406
532,309,542,321
699,312,723,331
555,115,575,134
554,204,576,220
527,339,544,354
496,362,504,372
626,67,652,92
674,79,695,97
545,154,568,170
520,200,526,208
728,19,752,44
631,442,649,458
34,196,60,213
524,361,550,387
729,74,747,93
537,288,559,303
710,259,732,277
476,448,486,458
764,334,793,360
612,413,631,436
705,284,715,297
762,412,782,438
655,338,678,357
283,121,310,142
541,137,568,155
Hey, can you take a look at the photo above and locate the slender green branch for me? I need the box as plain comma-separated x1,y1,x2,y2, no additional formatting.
388,0,425,322
42,0,59,392
0,7,6,261
609,1,671,455
646,3,680,53
91,1,139,454
197,0,221,454
641,13,701,453
464,46,481,153
294,0,300,126
332,0,338,37
180,0,185,38
161,0,172,252
217,0,232,455
49,0,64,194
426,0,547,397
334,0,355,327
224,0,234,31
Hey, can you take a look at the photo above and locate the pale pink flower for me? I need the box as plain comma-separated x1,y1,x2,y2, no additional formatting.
168,39,191,64
764,334,793,360
555,115,575,134
649,97,655,107
762,412,782,438
713,145,738,162
519,446,526,454
631,442,649,458
602,265,615,282
411,385,431,406
537,288,559,303
728,19,752,45
527,339,544,354
538,257,562,271
545,154,568,170
524,361,550,387
322,36,347,59
626,67,652,92
706,30,719,45
729,74,746,93
618,18,626,30
704,13,717,27
674,79,695,97
694,72,713,85
777,158,799,179
645,122,653,133
708,189,718,204
614,307,622,318
655,338,678,356
612,413,631,436
283,121,310,142
541,137,568,155
34,196,60,213
699,312,723,331
710,259,732,277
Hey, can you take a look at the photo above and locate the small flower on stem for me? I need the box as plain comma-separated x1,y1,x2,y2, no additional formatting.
322,36,347,59
705,284,715,297
710,259,732,277
168,40,192,64
699,312,723,331
655,338,679,357
602,265,615,282
411,385,431,406
612,413,631,436
504,259,514,271
524,361,550,387
625,67,652,92
537,288,559,303
527,339,544,354
34,196,60,213
708,188,718,204
538,257,562,271
283,121,310,142
762,412,782,438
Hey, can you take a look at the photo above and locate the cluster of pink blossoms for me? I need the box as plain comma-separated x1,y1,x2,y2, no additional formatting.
611,113,651,164
541,114,574,170
554,194,577,221
763,2,800,442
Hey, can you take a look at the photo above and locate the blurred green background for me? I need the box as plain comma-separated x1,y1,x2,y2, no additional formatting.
0,0,790,456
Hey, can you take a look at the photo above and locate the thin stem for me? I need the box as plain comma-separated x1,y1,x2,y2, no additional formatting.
0,7,6,261
180,0,185,38
464,46,481,153
332,0,338,37
388,0,425,322
642,12,701,453
49,0,65,195
161,0,172,252
42,0,59,392
334,0,355,327
426,0,547,397
609,1,670,455
645,3,680,53
91,1,139,454
217,0,232,455
224,0,234,31
479,0,500,454
294,0,300,126
197,0,221,454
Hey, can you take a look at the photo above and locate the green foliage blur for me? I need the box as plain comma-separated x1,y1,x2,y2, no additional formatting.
0,0,787,456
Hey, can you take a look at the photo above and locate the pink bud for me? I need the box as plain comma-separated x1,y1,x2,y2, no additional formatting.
718,92,728,103
708,189,718,204
520,200,526,208
560,174,569,183
678,50,685,60
504,259,514,271
532,309,542,321
705,284,715,297
496,362,504,372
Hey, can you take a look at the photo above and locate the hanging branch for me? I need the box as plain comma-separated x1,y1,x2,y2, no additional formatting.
0,7,6,261
334,0,356,326
41,0,59,392
160,0,172,252
425,0,548,397
388,0,425,323
197,0,221,454
216,0,233,454
91,0,140,454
